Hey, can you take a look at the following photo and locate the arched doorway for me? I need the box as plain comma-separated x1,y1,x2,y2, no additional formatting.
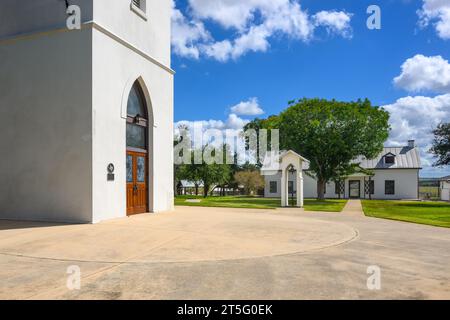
126,81,149,215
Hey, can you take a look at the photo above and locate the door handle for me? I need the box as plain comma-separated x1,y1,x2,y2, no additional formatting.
133,184,138,194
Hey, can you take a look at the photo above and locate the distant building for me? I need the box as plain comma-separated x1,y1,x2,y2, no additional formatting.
263,140,422,200
440,176,450,201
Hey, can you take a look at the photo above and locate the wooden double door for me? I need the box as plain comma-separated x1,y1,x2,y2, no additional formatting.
126,151,149,215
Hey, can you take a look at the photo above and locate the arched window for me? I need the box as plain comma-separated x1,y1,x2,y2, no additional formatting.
126,82,148,150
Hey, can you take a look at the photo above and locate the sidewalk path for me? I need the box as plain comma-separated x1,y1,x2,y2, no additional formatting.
342,200,365,216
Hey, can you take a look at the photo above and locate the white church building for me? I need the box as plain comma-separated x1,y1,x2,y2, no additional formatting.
0,0,174,223
263,141,422,200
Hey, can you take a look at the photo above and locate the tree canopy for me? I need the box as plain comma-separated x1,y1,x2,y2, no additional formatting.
177,145,233,197
430,122,450,167
234,170,265,195
248,98,390,199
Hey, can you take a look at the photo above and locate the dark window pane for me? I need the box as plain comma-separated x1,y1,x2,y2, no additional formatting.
385,156,395,164
137,156,146,182
385,180,395,195
127,84,146,118
126,155,133,183
127,124,146,149
270,181,277,193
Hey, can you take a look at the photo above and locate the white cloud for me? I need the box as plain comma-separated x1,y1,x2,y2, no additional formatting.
230,97,265,116
188,0,259,31
202,40,234,62
174,114,249,150
171,3,210,59
386,56,450,176
313,10,353,38
383,94,450,169
174,97,261,148
174,113,250,136
394,54,450,93
226,113,250,129
172,0,352,62
418,0,450,40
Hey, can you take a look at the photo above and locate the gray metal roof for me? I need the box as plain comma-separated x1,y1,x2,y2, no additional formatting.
263,145,421,172
440,175,450,181
353,146,422,169
300,146,421,171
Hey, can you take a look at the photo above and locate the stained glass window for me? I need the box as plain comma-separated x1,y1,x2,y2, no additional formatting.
126,155,133,182
127,124,146,149
127,82,148,150
127,84,146,118
137,156,145,182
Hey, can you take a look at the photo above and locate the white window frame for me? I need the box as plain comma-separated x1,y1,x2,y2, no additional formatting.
131,0,147,20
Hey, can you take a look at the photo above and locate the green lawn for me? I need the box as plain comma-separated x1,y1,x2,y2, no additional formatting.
362,200,450,228
175,196,347,212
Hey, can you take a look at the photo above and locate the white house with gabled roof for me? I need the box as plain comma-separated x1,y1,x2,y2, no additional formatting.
263,140,422,200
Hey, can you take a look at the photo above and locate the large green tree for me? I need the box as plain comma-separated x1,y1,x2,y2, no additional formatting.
177,145,233,197
430,123,450,167
250,98,390,199
234,170,265,195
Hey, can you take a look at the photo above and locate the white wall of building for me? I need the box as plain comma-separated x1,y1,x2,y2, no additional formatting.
0,0,173,223
265,169,420,200
0,0,93,40
0,0,171,68
442,181,450,201
93,0,171,67
0,29,94,223
91,26,174,223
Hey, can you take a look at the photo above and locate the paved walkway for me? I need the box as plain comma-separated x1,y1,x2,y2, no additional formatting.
0,206,449,299
342,199,365,216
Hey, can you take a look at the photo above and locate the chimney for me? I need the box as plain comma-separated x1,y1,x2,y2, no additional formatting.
408,140,415,148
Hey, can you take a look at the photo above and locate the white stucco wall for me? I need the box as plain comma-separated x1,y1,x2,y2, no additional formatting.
370,169,419,200
0,0,93,40
91,27,174,223
93,0,171,66
264,172,335,199
441,181,450,201
0,28,93,223
0,0,171,67
0,0,173,223
264,169,420,200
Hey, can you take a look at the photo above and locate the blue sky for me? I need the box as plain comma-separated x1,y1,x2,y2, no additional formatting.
171,0,450,177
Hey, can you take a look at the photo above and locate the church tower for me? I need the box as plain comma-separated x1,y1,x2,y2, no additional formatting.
0,0,174,223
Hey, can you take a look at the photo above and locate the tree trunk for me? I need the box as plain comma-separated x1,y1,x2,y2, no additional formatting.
317,179,326,200
203,184,209,198
195,184,199,196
